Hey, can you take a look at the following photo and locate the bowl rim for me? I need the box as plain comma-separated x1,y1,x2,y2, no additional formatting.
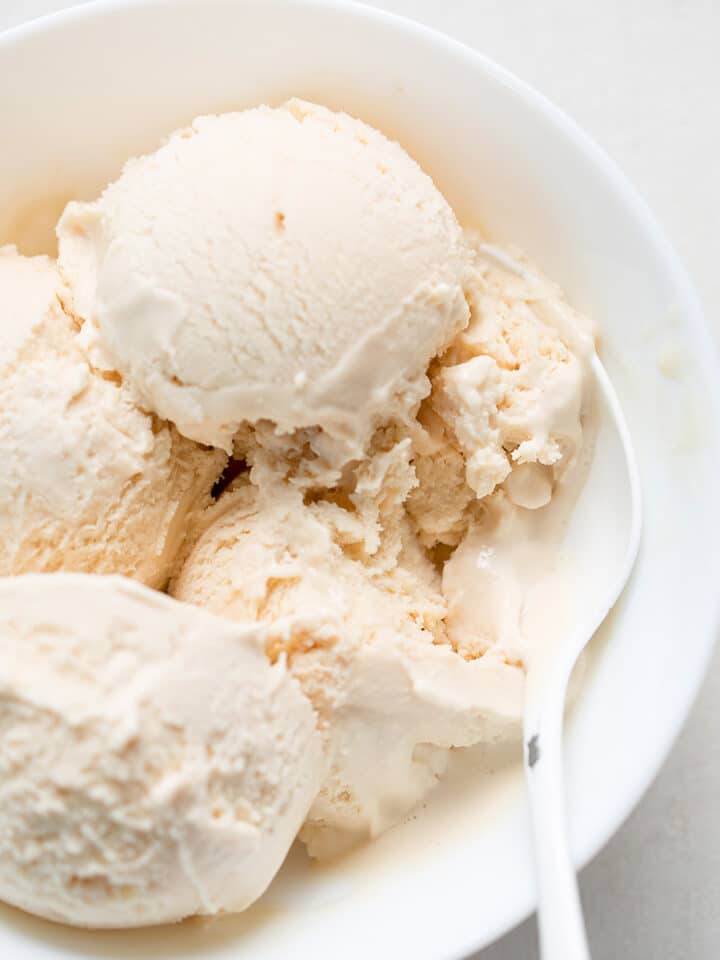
2,0,720,956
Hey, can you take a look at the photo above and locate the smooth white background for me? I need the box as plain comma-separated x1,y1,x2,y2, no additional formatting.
2,1,719,957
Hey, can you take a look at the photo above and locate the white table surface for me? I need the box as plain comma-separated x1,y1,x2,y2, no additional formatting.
2,1,719,957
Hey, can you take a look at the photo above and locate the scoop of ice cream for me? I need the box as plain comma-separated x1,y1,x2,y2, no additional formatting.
0,246,225,586
57,99,470,457
0,574,324,927
408,240,594,545
171,481,523,857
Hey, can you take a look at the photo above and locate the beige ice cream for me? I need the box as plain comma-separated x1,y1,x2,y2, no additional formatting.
0,96,598,913
408,240,594,546
171,480,524,856
0,574,324,927
0,245,225,585
172,239,595,855
58,99,470,460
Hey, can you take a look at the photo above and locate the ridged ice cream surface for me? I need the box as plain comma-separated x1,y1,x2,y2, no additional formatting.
0,575,325,927
0,245,225,586
171,480,524,856
58,99,470,457
172,238,596,855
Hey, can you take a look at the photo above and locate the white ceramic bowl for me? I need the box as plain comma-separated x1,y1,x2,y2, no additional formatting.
1,2,719,957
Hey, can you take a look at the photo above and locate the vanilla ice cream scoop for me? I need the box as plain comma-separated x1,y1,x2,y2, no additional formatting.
172,482,523,857
0,246,225,586
58,99,470,457
0,575,324,928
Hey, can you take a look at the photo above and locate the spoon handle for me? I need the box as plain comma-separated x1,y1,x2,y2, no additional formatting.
524,676,591,960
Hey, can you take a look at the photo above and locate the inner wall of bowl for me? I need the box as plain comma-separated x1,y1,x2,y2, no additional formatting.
1,2,719,958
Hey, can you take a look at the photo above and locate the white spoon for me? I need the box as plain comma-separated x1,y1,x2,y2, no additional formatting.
524,355,642,959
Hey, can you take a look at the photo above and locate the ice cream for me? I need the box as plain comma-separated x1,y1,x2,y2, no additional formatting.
0,245,225,585
171,238,595,855
171,479,524,856
0,574,324,927
58,99,470,461
0,96,599,917
408,240,594,546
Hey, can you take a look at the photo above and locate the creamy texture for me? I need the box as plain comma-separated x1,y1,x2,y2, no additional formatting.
58,99,470,457
408,240,594,546
172,481,525,856
443,492,576,665
172,239,595,857
0,575,325,927
0,246,225,585
0,99,598,907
